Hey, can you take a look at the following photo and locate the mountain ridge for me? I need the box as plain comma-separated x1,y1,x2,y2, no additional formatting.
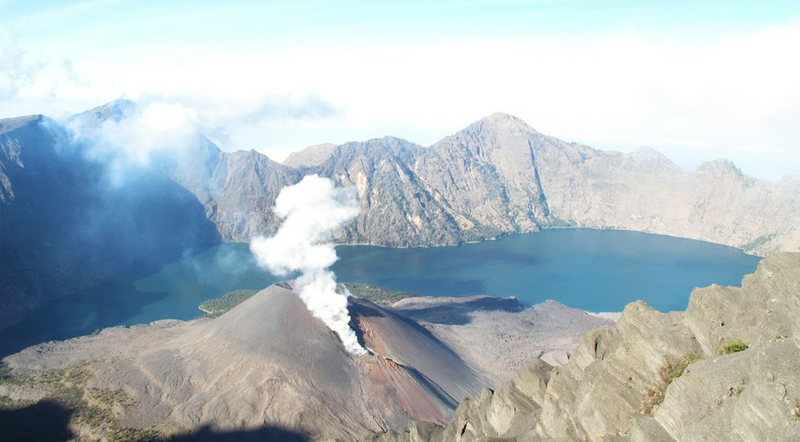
1,105,799,328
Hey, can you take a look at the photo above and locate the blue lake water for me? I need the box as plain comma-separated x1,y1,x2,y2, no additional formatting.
0,229,761,357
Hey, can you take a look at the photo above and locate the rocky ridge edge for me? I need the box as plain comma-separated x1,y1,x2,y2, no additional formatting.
373,252,800,441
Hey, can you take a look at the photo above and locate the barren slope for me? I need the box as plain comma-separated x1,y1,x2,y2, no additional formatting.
2,285,484,440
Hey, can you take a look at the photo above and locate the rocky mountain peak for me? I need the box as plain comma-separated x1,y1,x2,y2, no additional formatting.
465,112,538,136
696,158,744,177
0,115,46,136
283,143,337,168
71,99,139,125
624,146,682,172
630,145,664,159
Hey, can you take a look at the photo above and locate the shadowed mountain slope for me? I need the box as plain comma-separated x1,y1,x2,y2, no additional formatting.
0,113,219,329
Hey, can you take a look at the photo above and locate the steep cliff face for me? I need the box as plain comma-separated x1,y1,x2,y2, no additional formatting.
285,113,800,254
162,145,301,241
6,105,799,255
535,143,800,256
170,113,800,253
67,101,303,243
314,137,470,247
374,253,800,441
414,113,550,234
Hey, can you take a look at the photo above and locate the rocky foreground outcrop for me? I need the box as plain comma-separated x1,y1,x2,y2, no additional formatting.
373,253,800,441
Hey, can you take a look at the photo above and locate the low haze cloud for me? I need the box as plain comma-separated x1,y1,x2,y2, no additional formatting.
67,101,202,185
250,175,365,355
3,16,800,178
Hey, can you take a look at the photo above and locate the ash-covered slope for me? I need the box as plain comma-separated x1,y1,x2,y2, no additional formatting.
392,296,613,381
374,253,800,442
2,284,490,440
0,282,616,440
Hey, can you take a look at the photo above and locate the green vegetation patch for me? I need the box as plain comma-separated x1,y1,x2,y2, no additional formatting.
198,283,423,315
343,282,422,306
543,218,578,228
718,339,749,355
0,361,13,383
792,397,800,421
198,289,259,316
641,353,704,415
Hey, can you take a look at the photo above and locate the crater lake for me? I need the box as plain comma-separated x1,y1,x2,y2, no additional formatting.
0,229,761,357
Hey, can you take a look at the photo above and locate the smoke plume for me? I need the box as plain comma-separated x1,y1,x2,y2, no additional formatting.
250,175,365,355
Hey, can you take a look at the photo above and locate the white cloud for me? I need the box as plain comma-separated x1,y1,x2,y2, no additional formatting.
68,101,201,185
3,18,800,178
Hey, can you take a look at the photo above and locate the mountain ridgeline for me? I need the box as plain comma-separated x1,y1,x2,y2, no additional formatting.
297,114,800,253
150,107,800,253
1,101,799,328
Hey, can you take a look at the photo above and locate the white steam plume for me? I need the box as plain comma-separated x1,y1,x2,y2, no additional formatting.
250,174,365,355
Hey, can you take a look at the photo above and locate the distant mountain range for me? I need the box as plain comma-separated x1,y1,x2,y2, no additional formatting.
1,101,799,328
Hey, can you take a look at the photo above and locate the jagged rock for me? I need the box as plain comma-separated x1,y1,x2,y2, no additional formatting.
373,253,800,441
634,339,800,441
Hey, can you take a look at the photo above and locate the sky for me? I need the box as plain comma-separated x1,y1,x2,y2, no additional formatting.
1,0,799,179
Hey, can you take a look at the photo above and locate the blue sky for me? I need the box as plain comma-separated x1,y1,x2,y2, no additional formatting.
2,0,800,178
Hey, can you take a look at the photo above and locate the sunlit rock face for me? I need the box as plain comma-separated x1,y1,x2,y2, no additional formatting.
374,253,800,442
